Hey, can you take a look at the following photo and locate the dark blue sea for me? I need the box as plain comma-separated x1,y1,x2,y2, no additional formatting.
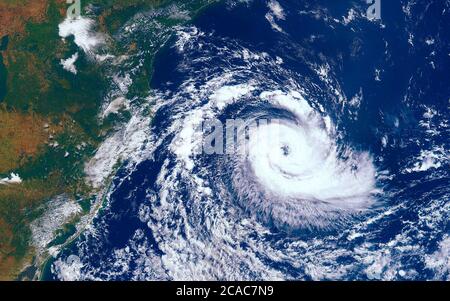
45,0,449,280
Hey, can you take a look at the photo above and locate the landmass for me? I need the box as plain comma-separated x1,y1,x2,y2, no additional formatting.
0,0,216,280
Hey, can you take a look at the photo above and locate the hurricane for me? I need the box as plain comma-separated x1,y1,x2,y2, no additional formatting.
46,0,450,281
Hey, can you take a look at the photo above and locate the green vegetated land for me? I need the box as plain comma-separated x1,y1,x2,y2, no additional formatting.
0,0,216,280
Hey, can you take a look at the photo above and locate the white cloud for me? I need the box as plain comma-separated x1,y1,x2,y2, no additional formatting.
0,173,22,185
59,16,106,55
60,52,79,74
265,0,286,32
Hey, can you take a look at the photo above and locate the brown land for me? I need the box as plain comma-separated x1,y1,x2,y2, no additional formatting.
0,108,56,173
0,0,49,38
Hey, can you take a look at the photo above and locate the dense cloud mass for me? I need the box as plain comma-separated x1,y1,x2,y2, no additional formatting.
48,0,449,281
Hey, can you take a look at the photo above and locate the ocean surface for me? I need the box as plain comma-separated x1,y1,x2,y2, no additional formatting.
45,0,449,280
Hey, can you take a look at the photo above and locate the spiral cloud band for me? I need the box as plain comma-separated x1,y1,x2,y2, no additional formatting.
168,87,378,232
194,89,378,232
48,1,450,281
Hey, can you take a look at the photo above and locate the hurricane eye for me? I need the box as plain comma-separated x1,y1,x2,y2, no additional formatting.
281,145,290,156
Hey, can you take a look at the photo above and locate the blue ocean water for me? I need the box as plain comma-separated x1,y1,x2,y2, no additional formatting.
45,0,449,280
